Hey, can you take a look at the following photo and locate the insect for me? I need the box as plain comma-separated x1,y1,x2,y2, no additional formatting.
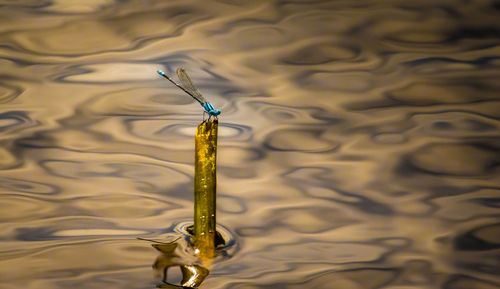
157,68,221,119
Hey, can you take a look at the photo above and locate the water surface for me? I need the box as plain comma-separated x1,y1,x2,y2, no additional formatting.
0,0,499,288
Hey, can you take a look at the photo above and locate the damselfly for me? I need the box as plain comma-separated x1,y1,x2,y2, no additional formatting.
157,68,221,118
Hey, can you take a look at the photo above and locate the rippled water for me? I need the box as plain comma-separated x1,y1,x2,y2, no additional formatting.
1,0,499,288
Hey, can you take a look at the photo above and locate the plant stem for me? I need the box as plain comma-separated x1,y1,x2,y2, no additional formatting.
193,119,218,260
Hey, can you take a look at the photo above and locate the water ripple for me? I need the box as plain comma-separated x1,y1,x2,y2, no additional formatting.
406,142,499,177
0,177,60,195
0,81,24,103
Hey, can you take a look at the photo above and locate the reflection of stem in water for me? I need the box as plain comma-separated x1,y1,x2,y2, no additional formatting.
179,265,210,288
152,243,209,288
194,119,218,261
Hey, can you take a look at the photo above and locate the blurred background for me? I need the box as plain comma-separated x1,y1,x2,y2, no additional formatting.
0,0,499,288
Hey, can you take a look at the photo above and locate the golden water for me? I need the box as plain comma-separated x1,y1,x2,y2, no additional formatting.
0,0,499,288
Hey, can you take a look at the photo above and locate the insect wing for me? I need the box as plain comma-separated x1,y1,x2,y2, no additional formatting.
176,68,207,104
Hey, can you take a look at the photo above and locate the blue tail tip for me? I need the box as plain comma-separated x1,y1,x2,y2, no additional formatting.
157,70,164,75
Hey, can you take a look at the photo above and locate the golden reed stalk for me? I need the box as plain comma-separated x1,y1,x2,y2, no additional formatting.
193,119,218,261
